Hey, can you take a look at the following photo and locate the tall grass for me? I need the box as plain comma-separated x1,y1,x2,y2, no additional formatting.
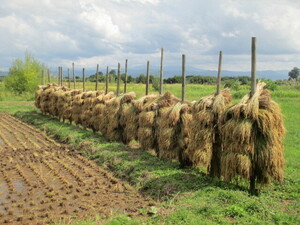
0,82,35,101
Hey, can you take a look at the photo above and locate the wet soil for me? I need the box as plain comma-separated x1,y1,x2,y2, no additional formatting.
0,113,154,224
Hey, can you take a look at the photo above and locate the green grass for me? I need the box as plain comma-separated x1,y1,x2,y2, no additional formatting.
1,82,300,224
0,101,35,113
1,80,300,102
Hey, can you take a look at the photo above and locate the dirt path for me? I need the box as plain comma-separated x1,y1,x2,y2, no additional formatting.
0,113,154,224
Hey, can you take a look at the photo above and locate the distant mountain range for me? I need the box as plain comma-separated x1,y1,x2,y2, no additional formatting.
116,66,289,80
0,68,289,80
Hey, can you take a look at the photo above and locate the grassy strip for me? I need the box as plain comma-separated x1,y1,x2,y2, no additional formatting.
15,110,299,225
0,101,35,114
1,82,300,102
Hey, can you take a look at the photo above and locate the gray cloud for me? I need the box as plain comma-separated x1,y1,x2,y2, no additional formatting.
0,0,299,73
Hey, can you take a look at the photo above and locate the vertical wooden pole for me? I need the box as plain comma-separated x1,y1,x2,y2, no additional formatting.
105,66,109,94
251,37,257,97
72,62,76,89
82,68,86,92
182,54,186,102
47,69,50,83
159,48,164,95
58,67,60,86
96,64,99,91
216,51,223,95
42,70,45,85
146,61,150,95
68,68,70,88
60,67,63,86
250,36,258,196
117,63,121,96
210,51,223,178
124,59,128,93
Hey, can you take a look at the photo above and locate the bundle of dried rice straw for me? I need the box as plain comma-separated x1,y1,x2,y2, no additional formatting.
80,91,104,129
137,91,177,152
38,84,60,115
101,92,136,142
57,90,72,122
71,91,85,125
49,86,70,118
35,84,50,110
221,82,285,190
155,101,191,160
90,92,115,132
180,89,232,175
119,94,158,144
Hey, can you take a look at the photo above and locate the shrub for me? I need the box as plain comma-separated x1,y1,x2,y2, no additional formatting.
224,79,240,91
4,51,47,94
260,79,278,91
225,205,246,218
152,76,160,92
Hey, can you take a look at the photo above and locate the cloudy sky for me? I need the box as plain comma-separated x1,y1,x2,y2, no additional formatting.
0,0,299,74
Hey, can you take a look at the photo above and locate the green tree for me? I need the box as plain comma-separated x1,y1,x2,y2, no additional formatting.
151,76,160,91
89,73,105,82
106,70,116,83
4,52,47,94
237,76,251,85
224,79,240,91
109,69,116,75
288,67,299,80
136,73,146,84
260,78,278,91
127,75,134,83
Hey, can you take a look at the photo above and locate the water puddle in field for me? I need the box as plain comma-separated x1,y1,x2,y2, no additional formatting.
0,138,4,146
12,180,25,192
0,182,8,213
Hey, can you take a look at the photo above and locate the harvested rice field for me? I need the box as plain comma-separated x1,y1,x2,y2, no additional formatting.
0,113,154,224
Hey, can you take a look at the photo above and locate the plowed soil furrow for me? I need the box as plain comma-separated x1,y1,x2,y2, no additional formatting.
0,123,29,149
7,120,47,145
0,128,18,150
1,114,59,147
0,113,154,224
0,116,50,148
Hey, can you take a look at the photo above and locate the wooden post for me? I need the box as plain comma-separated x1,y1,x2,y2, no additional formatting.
68,68,70,88
216,51,223,95
182,54,186,102
72,62,76,89
251,37,257,97
124,59,128,93
47,69,50,83
82,68,86,92
58,67,60,85
159,48,164,95
96,64,99,91
117,63,121,96
250,37,258,196
210,51,223,179
42,70,44,85
146,61,150,95
60,67,63,86
105,66,109,94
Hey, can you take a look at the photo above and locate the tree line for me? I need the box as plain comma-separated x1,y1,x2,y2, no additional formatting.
86,72,252,86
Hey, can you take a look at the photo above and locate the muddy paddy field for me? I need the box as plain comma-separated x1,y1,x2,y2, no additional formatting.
0,113,154,224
